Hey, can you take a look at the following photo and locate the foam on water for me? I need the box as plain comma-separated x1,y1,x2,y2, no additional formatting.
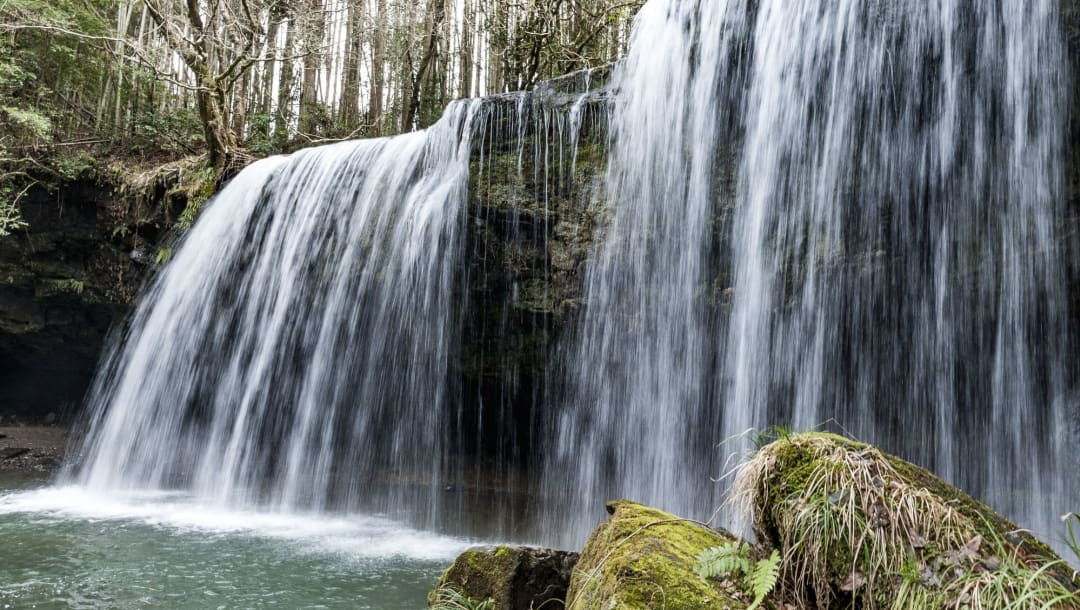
0,487,471,562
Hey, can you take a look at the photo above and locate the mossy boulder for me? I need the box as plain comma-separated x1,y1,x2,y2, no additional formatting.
429,545,579,609
732,432,1080,609
565,500,749,610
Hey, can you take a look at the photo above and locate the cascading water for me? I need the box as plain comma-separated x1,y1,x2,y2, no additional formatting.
62,0,1077,557
547,0,1078,546
726,0,1073,529
66,77,607,538
543,0,751,535
72,101,485,525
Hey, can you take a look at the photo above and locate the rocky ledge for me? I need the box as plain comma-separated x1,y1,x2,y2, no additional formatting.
429,433,1080,610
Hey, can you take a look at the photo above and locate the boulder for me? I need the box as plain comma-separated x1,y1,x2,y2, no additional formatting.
429,545,578,610
732,432,1080,609
565,500,749,610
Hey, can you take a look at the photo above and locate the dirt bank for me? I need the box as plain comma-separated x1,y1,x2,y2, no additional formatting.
0,426,68,486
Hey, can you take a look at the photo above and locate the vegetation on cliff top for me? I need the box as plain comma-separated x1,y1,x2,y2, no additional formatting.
1,0,643,234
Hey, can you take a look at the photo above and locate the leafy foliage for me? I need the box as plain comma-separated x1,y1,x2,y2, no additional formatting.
694,541,780,610
175,167,217,230
0,0,113,231
0,192,28,237
154,247,172,266
1,106,52,140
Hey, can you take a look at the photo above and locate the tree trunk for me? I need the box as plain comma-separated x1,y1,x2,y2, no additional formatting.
260,3,283,139
298,0,325,136
338,0,364,133
231,67,250,138
276,10,298,142
367,0,387,133
400,0,445,132
196,74,235,172
458,0,474,99
487,1,506,94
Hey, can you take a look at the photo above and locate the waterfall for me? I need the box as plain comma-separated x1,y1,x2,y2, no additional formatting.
68,78,606,537
547,0,1078,546
72,101,484,524
67,0,1077,552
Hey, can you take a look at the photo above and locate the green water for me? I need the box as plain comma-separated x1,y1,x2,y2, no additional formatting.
0,481,472,609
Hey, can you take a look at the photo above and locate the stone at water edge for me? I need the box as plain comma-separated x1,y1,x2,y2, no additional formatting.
566,500,750,610
429,545,579,610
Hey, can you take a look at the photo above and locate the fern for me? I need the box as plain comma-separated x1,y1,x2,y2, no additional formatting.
696,542,780,609
694,541,753,579
746,550,780,610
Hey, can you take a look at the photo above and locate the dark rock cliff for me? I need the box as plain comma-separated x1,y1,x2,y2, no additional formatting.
457,73,610,470
0,173,184,422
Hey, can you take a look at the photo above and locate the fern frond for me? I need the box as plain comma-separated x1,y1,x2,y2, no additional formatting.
694,541,752,579
746,550,781,610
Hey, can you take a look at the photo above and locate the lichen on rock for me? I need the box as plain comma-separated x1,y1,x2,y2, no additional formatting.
565,500,750,610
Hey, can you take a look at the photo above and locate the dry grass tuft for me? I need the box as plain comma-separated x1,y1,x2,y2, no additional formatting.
730,432,1079,610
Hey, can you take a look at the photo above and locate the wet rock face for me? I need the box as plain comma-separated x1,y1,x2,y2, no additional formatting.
456,90,609,468
0,180,175,422
430,545,579,610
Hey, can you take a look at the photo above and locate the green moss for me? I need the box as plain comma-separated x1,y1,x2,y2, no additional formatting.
736,432,1080,609
429,547,519,607
176,166,217,230
566,501,749,610
430,545,577,609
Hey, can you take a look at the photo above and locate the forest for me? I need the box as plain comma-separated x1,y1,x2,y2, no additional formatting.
2,1,1079,608
0,0,641,234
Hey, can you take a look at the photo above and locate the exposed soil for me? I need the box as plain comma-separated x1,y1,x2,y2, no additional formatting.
0,426,68,485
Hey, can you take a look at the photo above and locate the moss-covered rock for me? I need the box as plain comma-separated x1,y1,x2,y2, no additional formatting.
565,500,749,610
732,432,1080,609
430,545,579,610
